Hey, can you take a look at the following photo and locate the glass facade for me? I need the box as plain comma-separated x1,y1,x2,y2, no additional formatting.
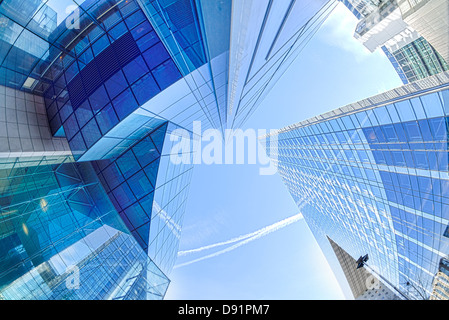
0,0,347,300
261,72,449,299
339,0,449,85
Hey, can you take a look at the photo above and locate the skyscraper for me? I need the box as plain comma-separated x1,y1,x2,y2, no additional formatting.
0,0,336,299
430,256,449,300
260,71,449,300
328,237,400,300
339,0,449,84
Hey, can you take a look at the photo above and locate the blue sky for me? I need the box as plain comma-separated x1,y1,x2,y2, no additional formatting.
165,3,403,300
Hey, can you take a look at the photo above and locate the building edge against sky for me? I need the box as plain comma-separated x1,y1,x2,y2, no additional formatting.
260,70,449,300
0,0,339,299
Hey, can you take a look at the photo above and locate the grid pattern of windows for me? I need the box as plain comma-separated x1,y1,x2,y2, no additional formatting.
262,85,449,300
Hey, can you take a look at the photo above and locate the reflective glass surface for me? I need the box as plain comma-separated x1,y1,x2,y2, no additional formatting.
262,86,449,299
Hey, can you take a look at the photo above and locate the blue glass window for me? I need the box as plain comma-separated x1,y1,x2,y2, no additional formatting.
417,176,432,194
356,150,368,162
392,151,406,167
442,205,449,220
395,100,415,122
102,163,125,190
131,20,153,40
64,114,79,141
382,125,398,142
112,183,136,210
92,34,110,56
418,119,433,141
65,62,79,83
438,90,449,115
373,127,385,143
383,151,393,165
393,123,408,142
410,97,426,119
329,119,341,132
136,31,160,52
386,104,401,123
403,151,415,167
427,151,438,171
125,10,146,30
135,223,150,247
428,117,447,140
124,204,148,229
59,102,74,123
139,192,155,215
148,124,167,152
79,47,94,66
336,132,346,143
109,21,128,40
144,159,159,187
436,152,448,171
363,128,377,143
69,132,87,155
374,107,392,125
133,138,160,167
103,11,122,30
348,130,361,143
413,151,429,170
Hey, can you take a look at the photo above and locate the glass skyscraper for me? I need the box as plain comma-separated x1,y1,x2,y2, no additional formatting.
0,0,336,300
260,71,449,300
339,0,449,85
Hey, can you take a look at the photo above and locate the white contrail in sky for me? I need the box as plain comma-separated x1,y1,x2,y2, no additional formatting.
174,213,303,269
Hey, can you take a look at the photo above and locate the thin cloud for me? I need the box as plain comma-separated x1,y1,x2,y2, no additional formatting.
174,213,303,268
